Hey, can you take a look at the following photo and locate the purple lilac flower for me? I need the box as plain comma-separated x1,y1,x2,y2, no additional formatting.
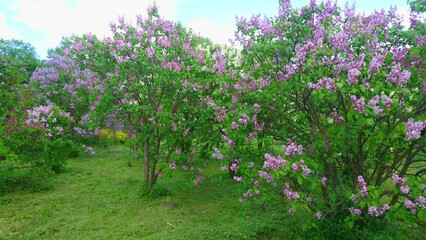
263,153,287,170
212,148,224,159
320,177,328,184
381,94,393,109
368,204,389,217
369,53,385,73
400,185,410,195
288,207,295,215
357,175,368,197
283,139,303,157
233,176,243,182
331,110,345,123
230,163,238,172
348,207,362,215
284,183,300,201
231,122,239,130
416,196,426,209
386,64,411,87
404,199,416,212
368,95,384,115
315,212,323,220
259,171,273,182
172,122,178,131
416,35,426,47
405,118,426,140
350,95,366,113
347,68,361,85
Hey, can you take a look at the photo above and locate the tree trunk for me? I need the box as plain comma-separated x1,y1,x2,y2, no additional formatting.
143,141,150,185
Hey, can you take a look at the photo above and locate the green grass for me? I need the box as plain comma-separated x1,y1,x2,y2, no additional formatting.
0,146,290,240
1,145,425,240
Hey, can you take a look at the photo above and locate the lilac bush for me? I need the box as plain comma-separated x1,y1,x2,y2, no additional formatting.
208,0,426,227
66,4,223,192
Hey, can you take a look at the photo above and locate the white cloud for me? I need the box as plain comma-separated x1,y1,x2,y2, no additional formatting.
186,18,235,46
0,14,22,39
10,0,185,57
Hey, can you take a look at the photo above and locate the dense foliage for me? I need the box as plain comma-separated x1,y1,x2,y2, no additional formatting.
1,0,425,237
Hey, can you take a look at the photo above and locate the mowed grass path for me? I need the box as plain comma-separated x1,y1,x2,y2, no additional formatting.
0,146,288,240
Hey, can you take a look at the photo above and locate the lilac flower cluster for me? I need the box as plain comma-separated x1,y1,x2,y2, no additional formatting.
348,207,362,215
239,189,260,202
347,68,361,85
284,183,300,202
214,49,227,75
212,148,224,159
291,159,311,176
263,153,287,170
307,77,335,91
350,95,366,113
331,110,345,123
357,175,368,197
83,146,95,155
386,64,411,87
391,173,410,195
282,139,303,157
367,204,389,217
405,118,426,140
259,171,273,182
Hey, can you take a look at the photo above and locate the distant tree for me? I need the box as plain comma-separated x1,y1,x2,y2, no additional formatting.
0,39,40,121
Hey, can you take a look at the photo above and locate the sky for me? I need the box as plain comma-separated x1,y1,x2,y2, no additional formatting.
0,0,411,59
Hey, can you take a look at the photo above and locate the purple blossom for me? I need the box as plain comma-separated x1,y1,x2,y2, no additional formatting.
347,68,361,85
369,52,385,73
417,196,426,209
386,64,411,87
263,153,287,170
288,207,295,215
320,177,328,184
259,171,273,182
284,183,300,201
315,212,323,220
400,185,409,195
357,175,368,197
283,139,303,157
368,204,389,217
381,94,393,109
212,148,224,159
348,207,362,215
350,95,366,113
214,49,227,75
391,173,405,185
183,128,190,136
416,35,426,47
308,77,335,91
146,46,154,58
84,146,95,155
331,110,345,123
233,176,243,182
405,118,426,140
404,199,416,212
230,163,238,172
368,95,384,115
172,122,178,131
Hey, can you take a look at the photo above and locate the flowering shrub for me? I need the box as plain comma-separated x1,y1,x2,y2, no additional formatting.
66,4,223,193
208,0,426,229
2,103,78,172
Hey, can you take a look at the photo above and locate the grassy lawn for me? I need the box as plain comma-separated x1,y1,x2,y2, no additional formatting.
0,145,290,240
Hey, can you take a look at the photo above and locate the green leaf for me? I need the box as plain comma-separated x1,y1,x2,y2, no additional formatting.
297,175,303,185
418,210,426,221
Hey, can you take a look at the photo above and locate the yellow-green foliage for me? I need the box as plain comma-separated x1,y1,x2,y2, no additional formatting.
115,131,128,143
97,129,127,146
